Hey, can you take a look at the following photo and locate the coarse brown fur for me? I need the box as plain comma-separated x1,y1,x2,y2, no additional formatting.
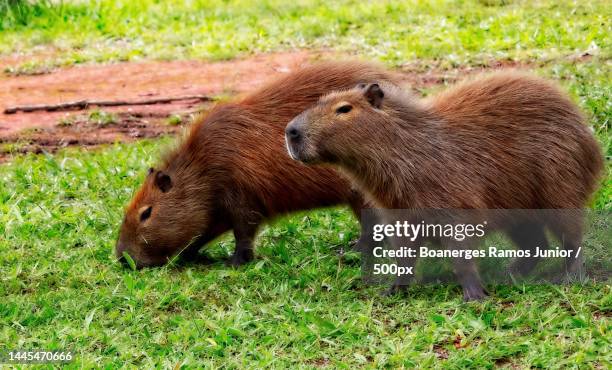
286,71,604,300
116,61,401,267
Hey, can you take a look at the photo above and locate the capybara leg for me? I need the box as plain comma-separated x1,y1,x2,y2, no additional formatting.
179,222,232,264
352,209,380,254
507,222,547,276
180,242,215,264
383,262,415,297
548,212,585,278
228,219,259,267
452,257,488,301
382,280,409,296
348,192,380,254
229,240,255,267
562,240,584,277
382,236,417,296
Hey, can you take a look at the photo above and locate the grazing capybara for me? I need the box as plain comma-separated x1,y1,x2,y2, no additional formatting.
285,71,603,300
116,61,400,268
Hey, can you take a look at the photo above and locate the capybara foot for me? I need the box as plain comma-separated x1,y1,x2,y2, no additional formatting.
381,283,409,297
350,237,373,254
508,258,539,277
349,238,361,252
227,249,255,267
507,261,526,277
462,284,488,302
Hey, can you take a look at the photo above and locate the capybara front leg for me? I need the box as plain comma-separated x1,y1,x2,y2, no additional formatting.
347,190,379,254
228,218,259,267
352,208,384,255
382,235,417,296
180,241,215,264
382,256,417,296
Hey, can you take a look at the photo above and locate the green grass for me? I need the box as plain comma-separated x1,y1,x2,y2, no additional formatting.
1,0,610,70
1,0,611,367
86,109,117,126
1,142,610,367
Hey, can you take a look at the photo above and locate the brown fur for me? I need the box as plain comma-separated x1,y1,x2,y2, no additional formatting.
286,71,604,300
116,61,401,267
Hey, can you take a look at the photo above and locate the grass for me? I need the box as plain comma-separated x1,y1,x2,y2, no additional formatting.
166,114,183,126
0,0,611,367
87,109,117,126
1,142,610,367
1,0,610,70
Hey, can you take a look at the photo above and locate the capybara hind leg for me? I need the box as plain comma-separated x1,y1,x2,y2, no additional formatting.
452,257,488,301
228,218,260,267
507,222,547,276
548,212,585,277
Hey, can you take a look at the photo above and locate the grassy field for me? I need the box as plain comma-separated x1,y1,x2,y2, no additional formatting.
1,0,610,71
1,0,611,367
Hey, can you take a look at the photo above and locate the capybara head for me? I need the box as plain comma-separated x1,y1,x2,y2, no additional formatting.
116,166,211,268
285,82,396,165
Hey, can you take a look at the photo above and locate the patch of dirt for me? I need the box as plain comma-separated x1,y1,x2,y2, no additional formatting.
0,111,196,157
433,344,449,360
1,50,338,161
494,357,523,369
453,334,468,349
305,357,332,368
592,310,611,321
0,50,537,161
0,50,320,135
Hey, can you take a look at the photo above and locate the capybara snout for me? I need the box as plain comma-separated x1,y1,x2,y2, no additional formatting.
285,112,309,162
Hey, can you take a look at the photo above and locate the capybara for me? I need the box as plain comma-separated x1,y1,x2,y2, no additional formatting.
285,71,603,300
116,61,400,268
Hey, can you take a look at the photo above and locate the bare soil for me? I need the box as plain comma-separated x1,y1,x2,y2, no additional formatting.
0,50,530,161
0,51,329,159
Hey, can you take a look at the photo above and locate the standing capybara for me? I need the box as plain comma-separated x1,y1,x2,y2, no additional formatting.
116,61,400,268
285,71,603,300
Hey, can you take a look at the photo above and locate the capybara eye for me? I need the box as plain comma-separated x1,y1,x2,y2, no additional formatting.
336,105,353,114
140,206,152,222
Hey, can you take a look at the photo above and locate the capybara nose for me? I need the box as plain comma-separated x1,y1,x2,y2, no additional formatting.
286,126,302,142
117,254,129,267
116,241,128,264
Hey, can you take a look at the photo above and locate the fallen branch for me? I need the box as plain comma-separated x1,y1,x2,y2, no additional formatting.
4,95,213,114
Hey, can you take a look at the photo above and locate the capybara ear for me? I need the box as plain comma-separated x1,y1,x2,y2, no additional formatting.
148,167,155,175
155,171,173,193
364,83,384,108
